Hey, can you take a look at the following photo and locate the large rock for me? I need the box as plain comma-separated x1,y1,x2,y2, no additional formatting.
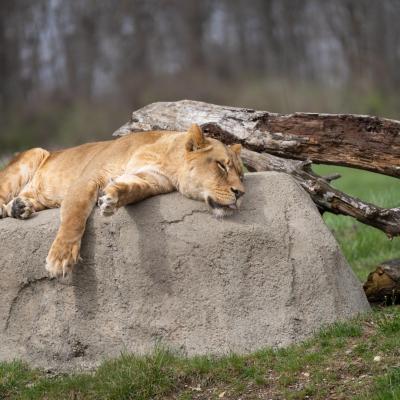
0,172,370,371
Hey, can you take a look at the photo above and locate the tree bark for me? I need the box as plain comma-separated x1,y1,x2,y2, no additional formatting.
113,100,400,178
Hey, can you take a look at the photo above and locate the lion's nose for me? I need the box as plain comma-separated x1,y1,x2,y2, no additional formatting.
231,187,245,199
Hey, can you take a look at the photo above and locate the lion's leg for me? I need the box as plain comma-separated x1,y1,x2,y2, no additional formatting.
0,148,49,218
98,172,174,216
46,178,99,278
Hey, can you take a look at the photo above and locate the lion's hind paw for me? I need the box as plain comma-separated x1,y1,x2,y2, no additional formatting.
9,197,35,219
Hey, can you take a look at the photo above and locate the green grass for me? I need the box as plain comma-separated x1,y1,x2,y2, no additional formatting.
0,101,128,154
0,307,399,399
1,164,399,399
313,165,400,281
368,368,400,400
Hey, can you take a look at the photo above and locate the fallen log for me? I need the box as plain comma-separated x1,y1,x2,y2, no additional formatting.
113,100,400,178
114,100,400,237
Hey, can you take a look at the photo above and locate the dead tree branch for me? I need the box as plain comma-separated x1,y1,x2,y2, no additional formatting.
241,149,400,238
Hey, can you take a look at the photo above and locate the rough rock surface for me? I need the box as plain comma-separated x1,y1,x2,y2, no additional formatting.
0,172,370,371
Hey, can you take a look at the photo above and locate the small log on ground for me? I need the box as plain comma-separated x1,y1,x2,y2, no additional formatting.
363,260,400,304
113,100,400,178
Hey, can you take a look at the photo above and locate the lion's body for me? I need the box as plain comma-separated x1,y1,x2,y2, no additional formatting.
0,132,180,208
0,125,244,277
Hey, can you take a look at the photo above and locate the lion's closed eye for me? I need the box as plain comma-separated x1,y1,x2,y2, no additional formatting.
216,161,227,174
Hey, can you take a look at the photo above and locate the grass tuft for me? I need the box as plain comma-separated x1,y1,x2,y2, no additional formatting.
363,367,400,400
318,320,363,340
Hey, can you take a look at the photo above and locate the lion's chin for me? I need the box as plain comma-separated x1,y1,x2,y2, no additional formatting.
211,207,234,219
206,196,237,219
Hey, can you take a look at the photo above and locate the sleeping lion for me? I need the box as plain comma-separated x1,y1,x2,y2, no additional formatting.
0,124,245,278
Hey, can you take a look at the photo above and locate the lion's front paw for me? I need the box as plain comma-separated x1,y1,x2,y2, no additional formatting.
98,193,118,217
46,237,80,278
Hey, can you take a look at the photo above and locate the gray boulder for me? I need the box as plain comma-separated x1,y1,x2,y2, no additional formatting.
0,172,370,371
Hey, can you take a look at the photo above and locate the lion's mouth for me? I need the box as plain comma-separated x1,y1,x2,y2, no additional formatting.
207,197,238,212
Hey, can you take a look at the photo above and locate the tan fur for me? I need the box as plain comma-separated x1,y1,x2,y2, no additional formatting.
0,125,245,277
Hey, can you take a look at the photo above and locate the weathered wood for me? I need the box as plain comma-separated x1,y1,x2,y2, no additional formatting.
241,149,400,238
363,260,400,304
113,100,400,178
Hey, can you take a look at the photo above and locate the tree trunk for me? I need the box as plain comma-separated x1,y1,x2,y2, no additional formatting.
113,100,400,178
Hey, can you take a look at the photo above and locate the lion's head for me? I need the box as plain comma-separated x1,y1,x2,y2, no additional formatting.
178,124,245,217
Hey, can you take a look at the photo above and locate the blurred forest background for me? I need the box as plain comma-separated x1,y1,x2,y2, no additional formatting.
2,0,400,153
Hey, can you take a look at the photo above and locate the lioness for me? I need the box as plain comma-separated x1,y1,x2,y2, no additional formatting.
0,124,245,277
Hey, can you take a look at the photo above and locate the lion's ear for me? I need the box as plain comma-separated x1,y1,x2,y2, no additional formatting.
185,124,206,152
230,143,242,156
